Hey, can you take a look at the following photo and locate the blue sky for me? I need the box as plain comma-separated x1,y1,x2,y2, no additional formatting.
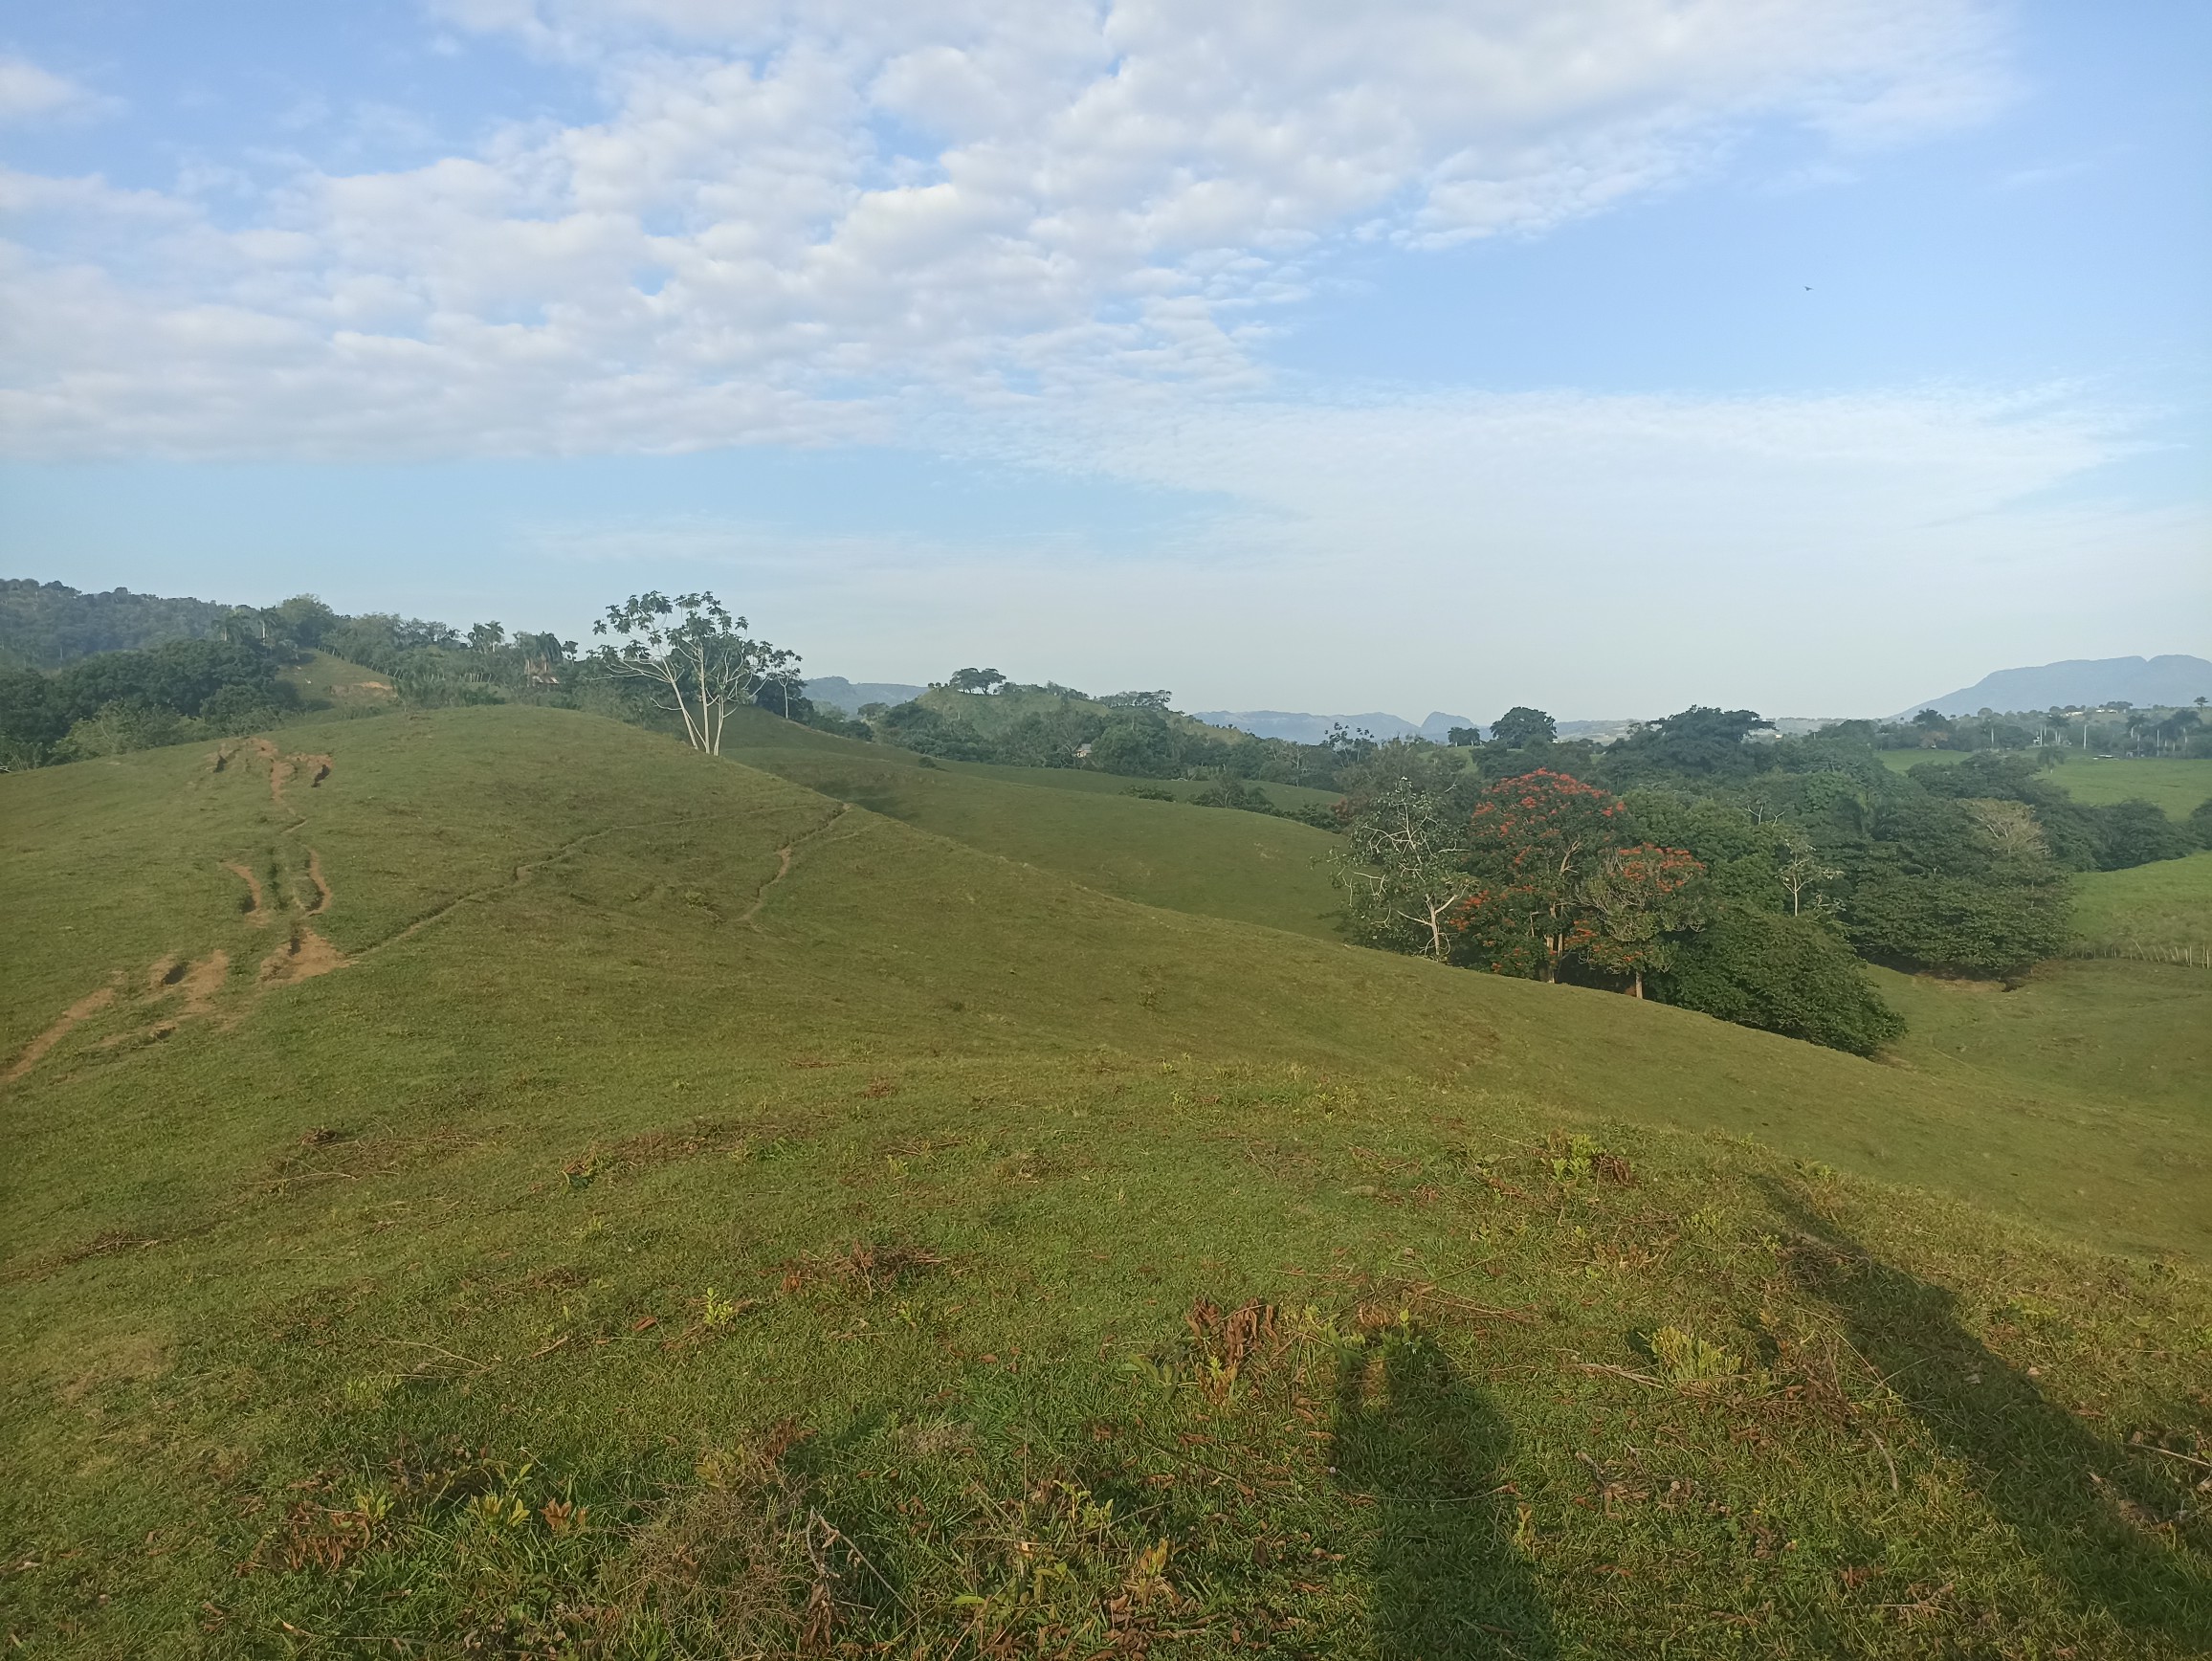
2,1,2204,718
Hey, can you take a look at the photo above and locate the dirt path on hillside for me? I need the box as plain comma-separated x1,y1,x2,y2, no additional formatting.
354,825,630,958
304,849,333,915
6,983,119,1085
742,804,850,925
252,742,333,805
352,811,734,959
9,744,351,1087
223,861,270,923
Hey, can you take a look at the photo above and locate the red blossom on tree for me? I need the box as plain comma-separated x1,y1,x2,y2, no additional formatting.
1571,842,1709,998
1450,770,1625,981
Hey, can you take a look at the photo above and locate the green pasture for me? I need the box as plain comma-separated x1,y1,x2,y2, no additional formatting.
940,756,1343,811
4,706,2208,1656
1883,748,2212,819
2045,755,2212,818
278,650,401,714
721,711,1345,941
2072,851,2212,966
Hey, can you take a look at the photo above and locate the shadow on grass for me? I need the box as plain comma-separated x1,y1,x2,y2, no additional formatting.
1332,1329,1556,1660
1767,1185,2212,1647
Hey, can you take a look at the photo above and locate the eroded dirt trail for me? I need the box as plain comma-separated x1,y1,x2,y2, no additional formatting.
258,928,344,986
6,984,120,1085
742,804,850,925
223,861,270,923
304,850,333,916
3,744,353,1088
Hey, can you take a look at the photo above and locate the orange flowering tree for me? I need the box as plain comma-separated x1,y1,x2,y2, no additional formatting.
1571,843,1709,998
1449,770,1626,981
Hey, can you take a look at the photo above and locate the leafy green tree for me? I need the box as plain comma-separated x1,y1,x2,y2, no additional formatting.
55,640,286,721
1572,843,1708,998
590,591,798,756
1088,712,1178,778
0,669,70,766
0,579,234,669
56,699,199,758
1602,706,1774,783
1651,911,1905,1055
273,594,338,649
1490,706,1557,749
946,667,1007,694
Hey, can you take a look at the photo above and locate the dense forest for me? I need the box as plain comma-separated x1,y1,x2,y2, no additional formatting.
0,579,237,669
6,583,2207,1061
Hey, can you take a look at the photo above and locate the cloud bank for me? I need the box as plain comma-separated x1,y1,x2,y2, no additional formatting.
1,1,2010,459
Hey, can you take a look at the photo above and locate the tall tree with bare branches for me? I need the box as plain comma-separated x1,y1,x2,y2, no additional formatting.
591,591,798,756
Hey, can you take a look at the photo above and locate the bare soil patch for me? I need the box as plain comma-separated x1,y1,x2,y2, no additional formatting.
258,928,347,987
223,861,270,923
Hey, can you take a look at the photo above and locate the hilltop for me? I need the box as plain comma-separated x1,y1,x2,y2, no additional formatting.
4,703,2209,1656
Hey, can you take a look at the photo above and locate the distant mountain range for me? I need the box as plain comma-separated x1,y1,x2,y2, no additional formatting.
1894,655,2212,720
804,676,928,713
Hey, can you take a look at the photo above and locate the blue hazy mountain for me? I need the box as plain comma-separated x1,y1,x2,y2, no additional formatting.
1895,655,2212,720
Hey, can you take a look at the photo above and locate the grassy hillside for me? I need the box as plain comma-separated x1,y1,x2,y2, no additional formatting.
279,650,400,713
719,711,1346,940
2073,851,2212,967
940,757,1342,813
5,706,2209,1656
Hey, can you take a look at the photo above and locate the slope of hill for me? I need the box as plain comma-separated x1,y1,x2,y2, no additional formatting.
1897,653,2212,719
2073,851,2212,965
716,710,1346,939
4,705,2208,1655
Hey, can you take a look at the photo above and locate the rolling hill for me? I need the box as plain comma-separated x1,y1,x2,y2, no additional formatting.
4,705,2208,1656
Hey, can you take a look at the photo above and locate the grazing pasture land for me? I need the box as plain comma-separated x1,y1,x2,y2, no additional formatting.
4,706,2209,1657
2073,851,2212,966
2047,757,2212,819
721,713,1345,941
1884,749,2212,820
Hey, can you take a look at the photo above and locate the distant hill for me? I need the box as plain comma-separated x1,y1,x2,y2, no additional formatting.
1194,708,1475,743
0,578,234,669
1897,654,2212,720
805,675,928,713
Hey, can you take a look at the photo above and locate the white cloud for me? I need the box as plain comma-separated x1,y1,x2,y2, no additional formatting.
0,55,112,125
0,0,2013,459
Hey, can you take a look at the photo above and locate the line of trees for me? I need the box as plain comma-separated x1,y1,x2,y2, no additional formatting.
1320,700,2212,1056
1887,700,2210,758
